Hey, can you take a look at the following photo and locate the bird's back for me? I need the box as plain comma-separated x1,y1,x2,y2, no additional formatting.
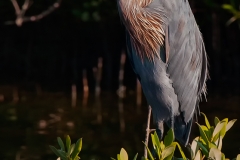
119,0,208,145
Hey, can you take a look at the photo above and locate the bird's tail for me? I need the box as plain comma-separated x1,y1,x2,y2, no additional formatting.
172,115,193,146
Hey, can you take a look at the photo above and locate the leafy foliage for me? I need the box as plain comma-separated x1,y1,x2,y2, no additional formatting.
222,2,240,26
49,135,82,160
112,129,186,160
190,113,237,160
50,114,239,160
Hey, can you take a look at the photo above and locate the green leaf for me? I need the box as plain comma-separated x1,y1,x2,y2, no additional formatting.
120,148,128,160
214,117,220,126
71,138,82,159
57,137,65,151
195,141,208,156
196,123,209,144
66,135,71,153
143,142,154,160
164,129,174,147
201,125,211,140
162,146,175,159
222,4,235,11
69,144,75,155
201,112,211,129
58,150,68,160
209,148,222,160
175,142,187,159
49,145,62,157
133,153,138,160
226,119,237,131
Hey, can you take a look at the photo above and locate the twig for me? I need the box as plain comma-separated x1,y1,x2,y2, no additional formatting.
5,0,61,26
144,106,155,158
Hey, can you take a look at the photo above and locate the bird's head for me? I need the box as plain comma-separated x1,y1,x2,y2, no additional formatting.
117,0,165,61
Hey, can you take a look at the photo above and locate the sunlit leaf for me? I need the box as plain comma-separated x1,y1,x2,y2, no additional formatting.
57,137,65,151
209,148,222,160
194,150,202,160
226,119,237,131
164,129,174,147
215,135,223,150
213,122,225,138
66,135,71,155
71,138,82,159
120,148,128,160
117,154,120,160
221,153,225,160
201,112,211,129
151,134,157,150
219,121,227,138
162,146,175,159
160,141,165,151
190,137,200,159
236,154,240,160
69,144,75,155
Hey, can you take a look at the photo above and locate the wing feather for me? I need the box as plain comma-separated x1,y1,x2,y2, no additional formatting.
166,5,208,123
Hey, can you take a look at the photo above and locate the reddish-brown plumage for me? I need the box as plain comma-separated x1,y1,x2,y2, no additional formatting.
118,0,165,60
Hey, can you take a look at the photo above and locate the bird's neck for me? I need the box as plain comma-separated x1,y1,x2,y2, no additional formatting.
118,0,165,61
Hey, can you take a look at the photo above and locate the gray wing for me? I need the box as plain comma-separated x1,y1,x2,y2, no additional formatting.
166,2,208,123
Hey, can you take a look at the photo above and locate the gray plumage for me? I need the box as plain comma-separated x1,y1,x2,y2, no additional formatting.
118,0,208,145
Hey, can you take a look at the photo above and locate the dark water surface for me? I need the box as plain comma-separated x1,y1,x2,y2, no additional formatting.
0,91,239,160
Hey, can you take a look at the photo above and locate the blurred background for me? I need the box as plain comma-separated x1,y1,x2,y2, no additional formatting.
0,0,240,159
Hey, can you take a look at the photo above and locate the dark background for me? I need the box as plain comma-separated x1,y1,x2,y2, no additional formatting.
0,0,240,159
0,0,239,94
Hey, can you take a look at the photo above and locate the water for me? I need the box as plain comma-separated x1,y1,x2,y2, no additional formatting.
0,91,239,159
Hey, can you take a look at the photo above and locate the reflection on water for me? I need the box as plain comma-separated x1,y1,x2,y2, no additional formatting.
0,91,240,159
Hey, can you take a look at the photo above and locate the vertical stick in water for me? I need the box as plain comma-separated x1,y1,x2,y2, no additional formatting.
94,57,103,124
95,57,102,97
118,51,126,132
136,79,142,114
71,84,77,107
82,69,89,107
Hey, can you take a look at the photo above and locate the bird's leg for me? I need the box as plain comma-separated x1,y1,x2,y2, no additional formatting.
156,121,164,140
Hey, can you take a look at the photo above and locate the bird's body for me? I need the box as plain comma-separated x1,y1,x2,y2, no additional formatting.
117,0,208,145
